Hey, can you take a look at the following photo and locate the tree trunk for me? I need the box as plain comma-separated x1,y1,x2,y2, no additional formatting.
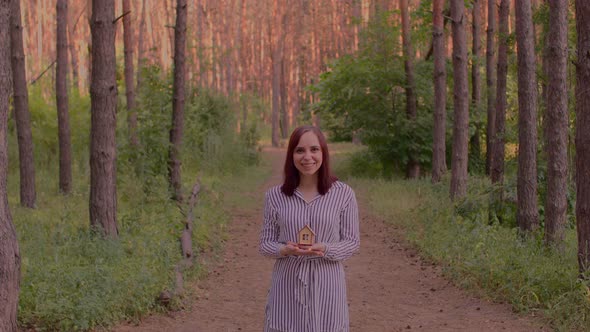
576,0,590,273
168,0,187,202
486,0,496,175
68,3,84,92
123,0,139,148
90,0,118,237
432,0,447,183
431,0,447,183
279,6,290,139
280,58,288,138
470,0,482,161
450,0,470,200
10,0,36,208
56,0,73,194
401,0,420,179
164,0,174,70
491,0,509,188
489,0,510,223
0,1,21,329
544,0,568,249
515,0,539,233
136,0,147,89
270,1,281,147
86,1,93,88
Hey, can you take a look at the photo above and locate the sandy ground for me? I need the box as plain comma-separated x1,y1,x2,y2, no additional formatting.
114,147,546,332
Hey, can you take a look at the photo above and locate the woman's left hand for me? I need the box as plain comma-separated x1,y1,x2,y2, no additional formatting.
308,243,326,256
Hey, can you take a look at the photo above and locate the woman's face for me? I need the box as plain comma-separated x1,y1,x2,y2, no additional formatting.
293,131,323,177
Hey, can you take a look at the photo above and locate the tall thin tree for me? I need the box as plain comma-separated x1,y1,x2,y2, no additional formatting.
432,0,447,183
401,0,420,178
123,0,138,148
168,0,187,201
491,0,510,187
270,0,282,147
10,0,36,207
515,0,539,232
486,0,496,175
544,0,568,248
56,0,73,194
136,0,147,89
0,1,20,329
575,0,590,273
470,0,482,160
89,0,118,237
450,0,470,200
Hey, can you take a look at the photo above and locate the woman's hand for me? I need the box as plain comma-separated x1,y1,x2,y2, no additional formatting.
280,241,325,257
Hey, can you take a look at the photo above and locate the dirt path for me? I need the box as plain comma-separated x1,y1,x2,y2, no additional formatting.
114,148,546,332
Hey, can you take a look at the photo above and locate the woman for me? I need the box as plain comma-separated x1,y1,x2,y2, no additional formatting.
259,125,360,332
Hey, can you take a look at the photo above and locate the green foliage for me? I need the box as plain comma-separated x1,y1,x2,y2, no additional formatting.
14,161,228,331
310,13,441,175
9,85,91,172
118,65,261,195
339,148,590,331
10,63,263,331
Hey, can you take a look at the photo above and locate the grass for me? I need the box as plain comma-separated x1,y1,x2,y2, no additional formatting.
10,151,269,331
333,145,590,331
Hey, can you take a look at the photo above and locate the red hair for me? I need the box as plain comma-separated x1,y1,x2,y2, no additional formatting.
281,126,337,196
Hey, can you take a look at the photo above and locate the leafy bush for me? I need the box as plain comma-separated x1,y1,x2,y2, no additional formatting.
341,158,590,331
10,64,264,330
117,65,261,196
14,161,231,330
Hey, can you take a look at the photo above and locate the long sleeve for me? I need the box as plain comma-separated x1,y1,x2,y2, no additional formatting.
323,190,360,261
259,192,284,258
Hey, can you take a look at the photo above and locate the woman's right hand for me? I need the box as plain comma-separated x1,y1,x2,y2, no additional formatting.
280,241,324,257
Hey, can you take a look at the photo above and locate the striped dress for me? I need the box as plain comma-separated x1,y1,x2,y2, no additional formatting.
259,181,360,332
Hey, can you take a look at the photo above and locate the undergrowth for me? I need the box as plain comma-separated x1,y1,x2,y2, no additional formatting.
9,71,267,330
335,147,590,332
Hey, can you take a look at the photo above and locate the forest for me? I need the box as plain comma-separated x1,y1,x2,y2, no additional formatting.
1,0,590,331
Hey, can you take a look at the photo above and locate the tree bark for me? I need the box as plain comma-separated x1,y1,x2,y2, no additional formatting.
123,0,139,148
515,0,539,233
450,0,470,200
544,0,568,249
10,0,36,207
68,34,78,90
168,0,187,202
432,0,447,183
136,0,147,89
90,0,118,237
280,57,288,138
56,0,73,194
270,1,281,147
68,3,84,92
470,0,482,161
576,0,590,273
0,1,21,329
486,0,496,175
401,0,420,179
86,1,93,88
491,0,509,188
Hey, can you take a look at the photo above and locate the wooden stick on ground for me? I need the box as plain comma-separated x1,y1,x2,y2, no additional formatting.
159,177,201,305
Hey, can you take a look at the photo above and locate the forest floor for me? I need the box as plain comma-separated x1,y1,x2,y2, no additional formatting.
113,147,548,332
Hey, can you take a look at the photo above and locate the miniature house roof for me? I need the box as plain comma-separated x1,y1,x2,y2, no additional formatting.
299,225,315,235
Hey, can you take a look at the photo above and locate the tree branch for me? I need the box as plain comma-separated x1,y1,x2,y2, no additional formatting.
30,60,56,85
113,10,131,24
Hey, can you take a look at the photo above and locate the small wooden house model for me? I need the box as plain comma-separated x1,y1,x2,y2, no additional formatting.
298,225,316,247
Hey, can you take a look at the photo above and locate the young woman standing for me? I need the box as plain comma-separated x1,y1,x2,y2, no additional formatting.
260,125,360,332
